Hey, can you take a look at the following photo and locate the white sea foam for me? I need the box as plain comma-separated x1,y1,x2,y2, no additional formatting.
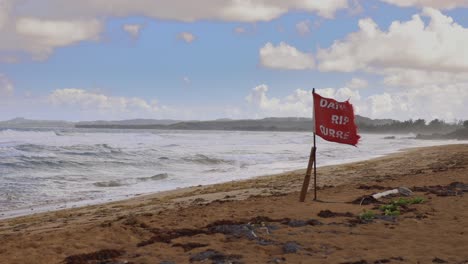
0,128,466,218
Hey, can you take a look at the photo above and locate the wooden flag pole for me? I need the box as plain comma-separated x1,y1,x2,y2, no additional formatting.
299,88,318,202
299,145,316,202
313,132,317,201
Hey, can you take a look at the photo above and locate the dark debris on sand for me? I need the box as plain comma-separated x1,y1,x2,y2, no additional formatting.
63,249,126,264
189,249,243,264
282,241,301,254
341,257,404,264
172,242,209,252
318,210,354,218
350,195,382,205
137,216,323,247
432,257,448,263
413,182,468,196
357,185,389,190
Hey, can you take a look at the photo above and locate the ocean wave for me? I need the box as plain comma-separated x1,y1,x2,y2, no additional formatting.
182,154,232,165
93,180,124,187
137,173,169,181
0,129,59,139
93,173,169,188
61,144,122,156
0,145,58,158
9,143,123,157
162,144,180,147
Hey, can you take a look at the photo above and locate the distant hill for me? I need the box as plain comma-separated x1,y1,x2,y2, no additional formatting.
0,118,73,128
75,117,314,131
2,116,464,136
76,119,181,126
74,115,397,132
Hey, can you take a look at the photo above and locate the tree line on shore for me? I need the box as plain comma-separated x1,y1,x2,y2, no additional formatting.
357,118,468,134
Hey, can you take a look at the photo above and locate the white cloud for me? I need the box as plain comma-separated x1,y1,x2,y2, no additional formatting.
317,8,468,73
313,8,468,120
0,0,349,59
19,0,348,22
246,84,313,117
259,42,315,70
0,74,14,97
246,83,468,120
48,88,159,114
0,17,103,59
296,20,311,36
0,0,11,30
234,27,246,34
183,76,191,84
366,93,395,116
381,0,468,9
177,32,196,43
382,69,468,87
361,84,468,120
246,84,361,118
346,78,369,89
123,23,143,38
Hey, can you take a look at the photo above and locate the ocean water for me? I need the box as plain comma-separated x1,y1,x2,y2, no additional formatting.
0,128,465,218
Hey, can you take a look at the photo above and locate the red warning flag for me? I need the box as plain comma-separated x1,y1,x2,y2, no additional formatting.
313,91,360,146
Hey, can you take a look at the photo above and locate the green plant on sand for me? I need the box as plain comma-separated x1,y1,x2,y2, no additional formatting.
379,197,425,216
359,210,376,221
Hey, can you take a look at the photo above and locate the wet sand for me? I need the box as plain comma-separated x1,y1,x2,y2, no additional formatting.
0,144,467,264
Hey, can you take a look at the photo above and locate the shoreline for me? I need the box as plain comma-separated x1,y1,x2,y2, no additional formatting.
1,140,465,221
0,144,467,263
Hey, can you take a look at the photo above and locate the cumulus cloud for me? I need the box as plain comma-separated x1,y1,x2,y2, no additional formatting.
0,0,349,59
177,32,196,43
296,20,311,36
346,78,369,89
380,0,468,9
0,0,11,30
246,84,313,117
362,84,468,120
0,17,102,59
259,42,315,70
123,23,143,38
0,74,14,96
317,8,468,73
246,84,361,117
311,8,468,120
48,88,159,114
17,0,348,22
246,83,468,120
382,69,468,87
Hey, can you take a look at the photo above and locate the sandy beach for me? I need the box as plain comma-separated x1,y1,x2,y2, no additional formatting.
0,144,467,264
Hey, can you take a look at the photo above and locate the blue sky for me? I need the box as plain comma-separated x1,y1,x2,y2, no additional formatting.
1,0,468,121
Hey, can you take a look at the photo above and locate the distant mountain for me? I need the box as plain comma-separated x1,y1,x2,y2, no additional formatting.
76,119,181,126
4,116,462,135
74,116,399,132
0,118,73,128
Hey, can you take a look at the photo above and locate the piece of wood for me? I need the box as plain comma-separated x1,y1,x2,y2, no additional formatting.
372,189,399,199
299,146,316,202
313,133,317,201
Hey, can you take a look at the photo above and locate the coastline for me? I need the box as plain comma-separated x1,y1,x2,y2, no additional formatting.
0,144,467,263
2,137,465,221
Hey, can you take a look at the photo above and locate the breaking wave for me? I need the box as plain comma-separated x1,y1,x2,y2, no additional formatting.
93,173,169,188
137,173,169,181
182,154,232,165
